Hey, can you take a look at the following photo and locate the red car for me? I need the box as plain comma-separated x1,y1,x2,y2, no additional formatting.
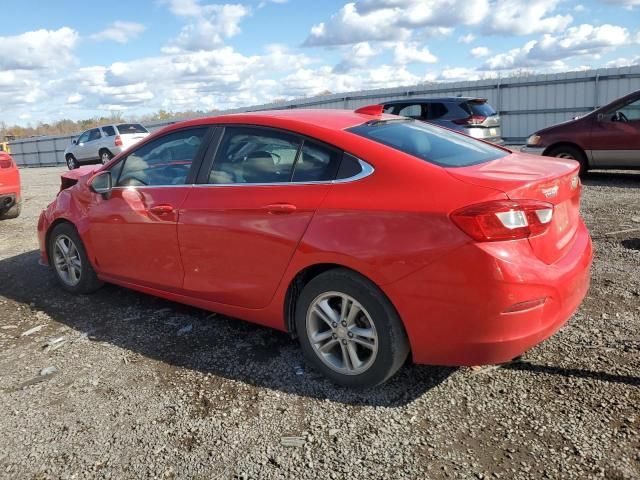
0,152,21,220
37,107,592,388
521,89,640,173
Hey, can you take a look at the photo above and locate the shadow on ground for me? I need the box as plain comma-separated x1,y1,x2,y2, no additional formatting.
581,170,640,189
0,250,454,407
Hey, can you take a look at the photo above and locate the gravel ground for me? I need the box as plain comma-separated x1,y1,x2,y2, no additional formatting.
0,166,638,480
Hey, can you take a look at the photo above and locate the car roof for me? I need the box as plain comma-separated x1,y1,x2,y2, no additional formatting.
382,97,483,104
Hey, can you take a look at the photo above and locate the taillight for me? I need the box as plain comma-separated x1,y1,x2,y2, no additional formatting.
451,200,554,242
453,115,486,126
0,156,13,168
114,135,123,147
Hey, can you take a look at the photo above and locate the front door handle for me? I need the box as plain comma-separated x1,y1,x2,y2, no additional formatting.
149,204,175,215
264,203,297,214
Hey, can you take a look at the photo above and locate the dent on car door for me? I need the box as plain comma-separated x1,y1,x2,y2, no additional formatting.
85,126,212,290
178,126,342,310
590,95,640,167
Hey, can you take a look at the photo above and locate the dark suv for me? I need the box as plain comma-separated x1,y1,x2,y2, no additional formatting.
381,97,503,144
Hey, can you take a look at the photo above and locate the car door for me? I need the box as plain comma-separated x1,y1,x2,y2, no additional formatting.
86,126,212,291
74,130,91,160
590,94,640,167
82,128,102,161
178,126,342,309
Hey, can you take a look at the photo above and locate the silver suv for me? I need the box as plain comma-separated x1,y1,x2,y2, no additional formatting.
64,123,150,169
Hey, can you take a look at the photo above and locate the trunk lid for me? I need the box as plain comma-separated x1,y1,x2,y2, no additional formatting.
448,152,582,264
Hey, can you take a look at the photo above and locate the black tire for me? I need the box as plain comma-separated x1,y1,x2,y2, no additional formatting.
295,268,410,388
99,149,113,164
0,200,21,220
66,154,79,170
48,222,103,294
546,145,588,175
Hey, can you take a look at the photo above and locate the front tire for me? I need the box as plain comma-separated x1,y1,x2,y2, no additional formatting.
295,269,410,388
546,145,588,175
48,223,103,294
66,154,79,170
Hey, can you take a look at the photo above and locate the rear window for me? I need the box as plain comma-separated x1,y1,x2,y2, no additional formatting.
116,123,148,134
462,100,496,117
347,120,507,167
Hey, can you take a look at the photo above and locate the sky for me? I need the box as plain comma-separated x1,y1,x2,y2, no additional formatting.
2,0,639,126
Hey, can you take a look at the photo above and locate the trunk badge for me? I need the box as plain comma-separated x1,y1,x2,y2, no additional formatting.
571,176,579,190
541,185,559,198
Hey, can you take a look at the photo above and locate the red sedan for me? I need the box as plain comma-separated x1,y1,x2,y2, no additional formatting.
0,152,21,220
37,107,592,388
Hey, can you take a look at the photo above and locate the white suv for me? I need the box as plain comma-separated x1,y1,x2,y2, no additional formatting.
64,123,150,169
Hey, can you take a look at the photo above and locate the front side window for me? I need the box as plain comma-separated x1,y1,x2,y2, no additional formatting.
77,131,90,144
209,127,302,184
116,127,207,187
616,97,640,121
348,119,507,167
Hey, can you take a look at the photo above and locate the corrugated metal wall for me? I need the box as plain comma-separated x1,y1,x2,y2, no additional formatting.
9,65,640,167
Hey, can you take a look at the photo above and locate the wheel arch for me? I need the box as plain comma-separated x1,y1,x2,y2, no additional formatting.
542,141,588,162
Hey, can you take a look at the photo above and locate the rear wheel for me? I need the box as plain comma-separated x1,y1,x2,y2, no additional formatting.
48,223,103,294
99,149,113,164
66,154,79,170
295,269,410,388
546,145,587,175
0,200,21,220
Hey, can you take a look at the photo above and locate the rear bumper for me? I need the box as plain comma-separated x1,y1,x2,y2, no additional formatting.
383,220,593,366
520,146,546,156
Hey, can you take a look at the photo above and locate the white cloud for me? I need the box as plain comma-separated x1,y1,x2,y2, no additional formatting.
484,24,636,70
458,33,476,44
67,93,84,104
574,4,586,11
601,0,640,7
304,0,489,46
470,46,490,58
605,55,640,67
485,0,573,35
333,42,379,73
0,27,78,71
163,2,250,52
91,21,146,44
393,42,437,64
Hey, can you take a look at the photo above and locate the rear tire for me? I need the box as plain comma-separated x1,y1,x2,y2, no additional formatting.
0,200,21,220
546,145,588,176
99,149,113,164
48,222,103,294
66,154,79,170
295,268,410,389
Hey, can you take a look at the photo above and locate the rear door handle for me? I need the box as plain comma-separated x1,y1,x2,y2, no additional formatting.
149,204,175,215
264,203,297,214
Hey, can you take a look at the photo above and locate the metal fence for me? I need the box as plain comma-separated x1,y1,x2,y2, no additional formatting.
9,64,640,167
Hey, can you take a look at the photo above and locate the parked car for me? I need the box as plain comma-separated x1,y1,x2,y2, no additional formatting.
38,106,592,388
381,97,503,144
521,89,640,173
0,152,21,220
64,123,149,170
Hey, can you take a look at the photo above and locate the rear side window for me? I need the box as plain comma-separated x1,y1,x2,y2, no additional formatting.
88,129,101,141
291,141,341,182
461,100,496,117
102,126,116,136
117,123,148,134
347,120,507,167
397,104,424,119
428,103,448,120
336,154,363,180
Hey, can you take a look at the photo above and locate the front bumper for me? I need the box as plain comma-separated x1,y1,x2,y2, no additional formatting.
382,220,593,366
520,146,546,155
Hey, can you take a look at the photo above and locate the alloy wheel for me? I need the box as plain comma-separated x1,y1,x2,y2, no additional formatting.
53,234,82,287
306,292,378,375
101,152,111,164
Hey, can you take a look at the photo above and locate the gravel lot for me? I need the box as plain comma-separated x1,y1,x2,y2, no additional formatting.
0,166,638,479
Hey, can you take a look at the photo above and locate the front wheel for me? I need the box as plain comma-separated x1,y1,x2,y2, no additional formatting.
546,145,587,175
295,269,410,388
66,154,79,170
48,223,103,294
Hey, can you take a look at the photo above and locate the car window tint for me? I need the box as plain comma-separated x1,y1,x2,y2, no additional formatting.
336,154,363,180
463,101,496,117
88,129,101,142
397,104,423,118
348,120,507,167
102,126,116,136
618,98,640,121
209,127,302,184
116,127,207,187
77,131,90,143
382,104,395,114
109,159,125,184
429,103,448,120
292,141,341,182
117,123,149,134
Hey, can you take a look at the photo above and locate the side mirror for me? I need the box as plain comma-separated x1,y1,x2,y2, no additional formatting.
72,139,77,145
90,171,113,199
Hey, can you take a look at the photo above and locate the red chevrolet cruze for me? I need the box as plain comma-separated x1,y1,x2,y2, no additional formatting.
37,107,592,388
0,151,21,220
